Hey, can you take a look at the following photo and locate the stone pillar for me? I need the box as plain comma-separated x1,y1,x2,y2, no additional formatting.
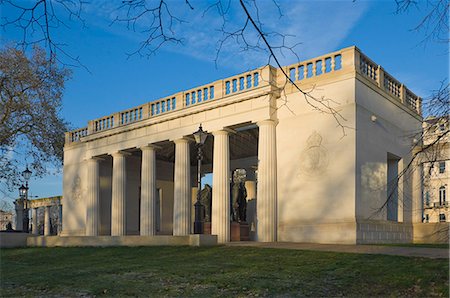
257,120,278,242
32,208,39,235
212,130,230,243
58,204,63,235
173,138,191,236
86,157,101,236
140,145,157,236
14,200,24,231
111,151,128,236
412,162,423,223
44,206,51,236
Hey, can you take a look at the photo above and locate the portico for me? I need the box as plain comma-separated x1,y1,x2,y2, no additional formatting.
62,46,424,244
76,120,274,244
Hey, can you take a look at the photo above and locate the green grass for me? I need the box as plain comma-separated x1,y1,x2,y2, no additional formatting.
1,246,448,297
375,243,449,249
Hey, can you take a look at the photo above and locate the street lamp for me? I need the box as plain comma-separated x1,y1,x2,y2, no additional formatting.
193,124,208,234
21,166,32,232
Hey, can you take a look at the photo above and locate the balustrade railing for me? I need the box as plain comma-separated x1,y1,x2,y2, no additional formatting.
67,47,422,144
359,55,377,82
223,69,262,96
184,85,215,107
285,52,342,83
67,127,88,143
121,106,144,125
357,50,421,115
94,115,115,132
151,96,177,116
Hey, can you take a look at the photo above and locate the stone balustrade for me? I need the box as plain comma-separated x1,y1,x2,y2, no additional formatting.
66,46,421,144
351,48,421,114
284,52,342,82
66,127,88,143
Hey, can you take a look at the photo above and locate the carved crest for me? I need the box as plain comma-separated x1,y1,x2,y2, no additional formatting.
298,131,329,178
71,175,83,202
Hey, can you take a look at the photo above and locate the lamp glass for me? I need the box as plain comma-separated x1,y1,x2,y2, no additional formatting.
23,167,32,181
193,125,207,145
19,185,27,198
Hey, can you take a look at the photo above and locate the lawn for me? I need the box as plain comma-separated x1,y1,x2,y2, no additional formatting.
1,246,448,297
376,243,450,249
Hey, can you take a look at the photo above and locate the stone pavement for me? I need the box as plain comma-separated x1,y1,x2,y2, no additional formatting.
226,241,449,259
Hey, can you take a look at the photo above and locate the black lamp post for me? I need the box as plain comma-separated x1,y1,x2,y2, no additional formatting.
20,166,32,232
193,124,208,234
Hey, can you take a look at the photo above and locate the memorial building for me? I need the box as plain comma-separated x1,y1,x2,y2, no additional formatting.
62,46,424,244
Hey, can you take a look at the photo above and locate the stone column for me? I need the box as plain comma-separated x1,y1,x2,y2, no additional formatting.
44,206,51,236
58,204,63,235
14,200,24,231
140,145,157,236
212,130,230,243
111,151,128,236
173,138,191,236
86,157,101,236
257,120,278,242
32,208,39,235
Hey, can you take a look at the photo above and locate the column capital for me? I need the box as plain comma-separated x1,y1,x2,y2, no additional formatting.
111,150,132,158
86,156,104,162
212,128,235,136
256,119,278,127
140,144,161,151
173,137,191,144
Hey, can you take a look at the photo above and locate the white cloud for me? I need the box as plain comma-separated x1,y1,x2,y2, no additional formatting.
81,1,370,70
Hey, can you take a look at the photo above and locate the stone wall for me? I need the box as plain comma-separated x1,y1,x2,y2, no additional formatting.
356,221,413,244
413,223,449,243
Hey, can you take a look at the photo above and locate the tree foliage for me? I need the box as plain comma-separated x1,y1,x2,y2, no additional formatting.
0,46,71,191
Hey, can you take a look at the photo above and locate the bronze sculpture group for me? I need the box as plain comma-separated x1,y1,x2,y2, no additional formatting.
198,175,248,224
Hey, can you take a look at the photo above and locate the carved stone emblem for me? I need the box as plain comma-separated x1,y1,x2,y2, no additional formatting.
298,131,329,178
71,175,83,202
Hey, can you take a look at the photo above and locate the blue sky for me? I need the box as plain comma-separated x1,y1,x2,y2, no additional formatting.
1,0,448,201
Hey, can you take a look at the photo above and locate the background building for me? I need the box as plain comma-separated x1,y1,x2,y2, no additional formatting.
0,210,13,230
422,116,449,223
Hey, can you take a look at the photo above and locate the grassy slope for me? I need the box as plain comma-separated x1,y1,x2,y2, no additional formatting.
1,246,448,297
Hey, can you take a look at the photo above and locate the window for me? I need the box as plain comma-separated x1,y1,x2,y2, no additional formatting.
439,162,445,174
439,214,446,222
425,191,430,206
439,186,446,205
439,123,446,132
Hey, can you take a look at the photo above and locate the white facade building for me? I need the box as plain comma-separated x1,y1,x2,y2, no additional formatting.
422,117,449,223
62,46,424,244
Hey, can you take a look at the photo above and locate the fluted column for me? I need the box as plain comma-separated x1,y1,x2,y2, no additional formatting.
173,138,191,236
140,145,157,235
32,208,38,235
257,120,278,242
86,157,101,236
111,151,128,236
212,130,230,243
44,206,51,236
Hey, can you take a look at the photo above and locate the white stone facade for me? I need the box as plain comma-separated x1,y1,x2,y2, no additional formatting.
62,46,423,244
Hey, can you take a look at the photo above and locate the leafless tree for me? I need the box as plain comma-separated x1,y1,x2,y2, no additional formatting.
0,46,71,192
395,0,449,44
1,0,86,67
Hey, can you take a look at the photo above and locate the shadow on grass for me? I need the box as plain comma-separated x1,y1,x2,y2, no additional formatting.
1,246,448,297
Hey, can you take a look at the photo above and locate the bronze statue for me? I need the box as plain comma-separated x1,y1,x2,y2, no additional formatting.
199,184,212,222
231,181,247,222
